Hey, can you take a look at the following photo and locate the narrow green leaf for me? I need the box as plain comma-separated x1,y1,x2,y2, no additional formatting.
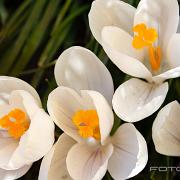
0,0,8,24
11,0,60,75
31,4,89,87
51,0,72,35
0,0,47,74
38,4,89,66
31,26,72,87
19,60,56,76
0,0,33,41
0,10,30,54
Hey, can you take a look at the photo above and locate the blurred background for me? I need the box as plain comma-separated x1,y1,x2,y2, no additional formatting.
0,0,179,179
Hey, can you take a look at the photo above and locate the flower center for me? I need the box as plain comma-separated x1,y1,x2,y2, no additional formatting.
132,23,161,71
72,110,100,140
0,109,30,139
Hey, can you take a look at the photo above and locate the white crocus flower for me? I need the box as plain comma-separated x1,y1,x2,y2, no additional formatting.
0,76,55,180
89,0,180,122
38,46,148,180
152,101,180,156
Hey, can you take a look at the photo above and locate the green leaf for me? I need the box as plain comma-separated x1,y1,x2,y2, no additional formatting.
11,0,60,76
0,0,33,41
31,3,90,87
0,0,48,74
0,0,8,24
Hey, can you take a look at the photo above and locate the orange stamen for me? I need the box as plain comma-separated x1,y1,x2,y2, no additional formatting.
0,109,29,139
72,110,100,140
132,23,161,71
149,46,161,71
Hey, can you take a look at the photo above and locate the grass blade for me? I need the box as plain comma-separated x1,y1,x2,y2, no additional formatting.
11,0,60,75
0,0,47,74
31,4,89,87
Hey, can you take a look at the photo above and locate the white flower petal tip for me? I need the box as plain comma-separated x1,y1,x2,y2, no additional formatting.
55,46,114,104
0,164,31,180
112,78,169,122
101,26,152,81
88,0,136,44
153,66,180,83
83,90,114,145
108,123,148,179
47,86,113,144
0,76,41,106
152,101,180,156
39,134,75,180
66,143,114,180
134,0,179,51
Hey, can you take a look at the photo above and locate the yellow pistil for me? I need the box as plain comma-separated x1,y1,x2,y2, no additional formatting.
72,110,101,140
0,109,30,139
132,23,161,71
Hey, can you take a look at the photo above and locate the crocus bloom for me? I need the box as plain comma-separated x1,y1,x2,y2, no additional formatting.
0,76,54,180
38,46,148,180
152,101,180,156
89,0,180,122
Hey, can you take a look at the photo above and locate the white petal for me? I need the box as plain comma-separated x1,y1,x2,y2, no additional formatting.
0,76,41,106
66,143,113,180
151,33,180,82
108,123,148,179
48,86,113,144
166,34,180,68
0,105,12,133
0,102,13,135
153,67,180,83
152,101,180,156
38,146,55,180
9,90,41,118
47,87,86,143
0,165,31,180
55,46,114,104
9,109,55,169
39,134,75,180
0,130,10,138
0,104,11,117
113,78,168,122
82,90,114,145
88,0,136,43
0,90,42,138
102,26,144,61
0,138,18,170
101,26,152,81
134,0,179,52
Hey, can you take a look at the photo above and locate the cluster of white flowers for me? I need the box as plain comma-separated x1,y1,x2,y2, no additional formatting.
0,0,179,180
